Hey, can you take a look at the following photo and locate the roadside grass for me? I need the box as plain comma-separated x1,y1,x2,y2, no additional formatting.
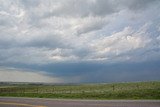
0,81,160,99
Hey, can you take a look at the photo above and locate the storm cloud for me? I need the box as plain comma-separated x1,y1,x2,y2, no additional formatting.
0,0,160,83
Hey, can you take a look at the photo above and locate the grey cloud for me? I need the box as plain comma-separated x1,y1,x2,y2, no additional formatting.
120,0,160,11
23,0,159,19
76,17,107,35
41,0,118,18
0,18,12,27
25,34,67,49
0,48,52,65
20,0,41,8
0,33,18,49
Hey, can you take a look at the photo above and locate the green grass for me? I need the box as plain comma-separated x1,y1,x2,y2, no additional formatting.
0,81,160,99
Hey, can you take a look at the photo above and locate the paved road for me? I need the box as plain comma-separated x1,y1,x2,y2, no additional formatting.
0,97,159,107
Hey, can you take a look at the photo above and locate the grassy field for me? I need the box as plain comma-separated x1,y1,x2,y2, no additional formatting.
0,81,160,99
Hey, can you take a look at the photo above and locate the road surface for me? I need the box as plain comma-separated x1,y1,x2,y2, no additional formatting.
0,97,159,107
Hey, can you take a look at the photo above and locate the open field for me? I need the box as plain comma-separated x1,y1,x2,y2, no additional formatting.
0,81,160,99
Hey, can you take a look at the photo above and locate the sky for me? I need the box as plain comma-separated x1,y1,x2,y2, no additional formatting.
0,0,160,83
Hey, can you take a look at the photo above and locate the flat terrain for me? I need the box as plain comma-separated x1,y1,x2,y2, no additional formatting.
0,81,160,99
0,97,160,107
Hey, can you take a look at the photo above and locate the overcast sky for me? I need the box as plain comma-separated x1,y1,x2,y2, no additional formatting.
0,0,160,83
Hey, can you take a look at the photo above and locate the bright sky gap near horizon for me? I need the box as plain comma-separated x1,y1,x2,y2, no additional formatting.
0,0,160,83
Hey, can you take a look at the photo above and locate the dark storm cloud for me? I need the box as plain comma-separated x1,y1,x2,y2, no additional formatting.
7,60,160,83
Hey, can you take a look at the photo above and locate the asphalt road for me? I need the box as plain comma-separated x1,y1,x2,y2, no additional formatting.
0,97,159,107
